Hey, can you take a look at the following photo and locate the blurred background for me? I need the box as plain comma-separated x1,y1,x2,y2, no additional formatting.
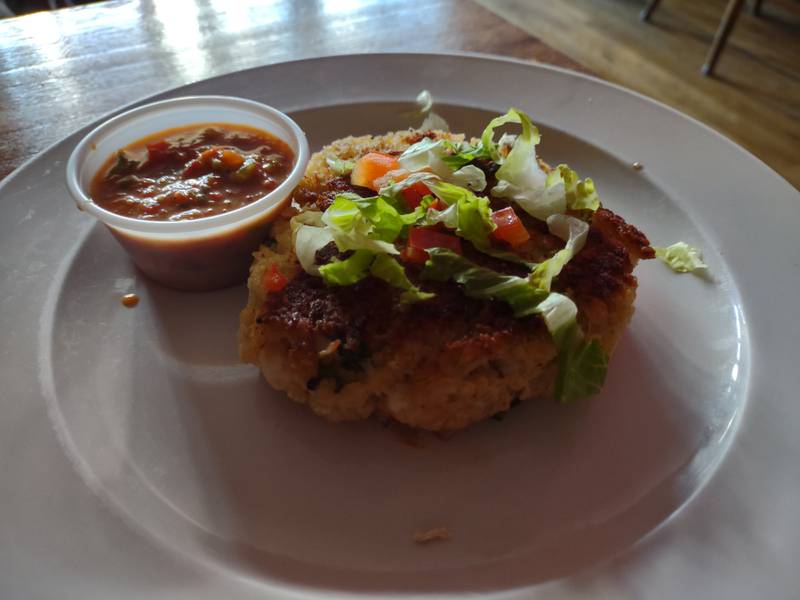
1,0,798,187
479,0,800,189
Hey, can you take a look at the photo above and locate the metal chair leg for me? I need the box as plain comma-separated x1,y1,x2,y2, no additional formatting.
701,0,745,76
640,0,662,22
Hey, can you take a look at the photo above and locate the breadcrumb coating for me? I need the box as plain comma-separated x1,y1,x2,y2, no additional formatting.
238,129,652,431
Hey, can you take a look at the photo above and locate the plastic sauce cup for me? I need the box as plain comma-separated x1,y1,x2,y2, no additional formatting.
66,96,309,291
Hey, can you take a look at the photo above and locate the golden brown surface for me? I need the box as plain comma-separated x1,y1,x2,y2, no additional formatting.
476,0,800,189
0,0,585,182
239,130,652,431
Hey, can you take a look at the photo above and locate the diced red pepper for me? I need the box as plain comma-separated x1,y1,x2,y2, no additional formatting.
490,206,530,247
350,152,400,190
263,264,287,292
403,227,462,264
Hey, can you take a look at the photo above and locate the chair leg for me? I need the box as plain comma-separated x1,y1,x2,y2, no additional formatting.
750,0,763,16
0,1,15,18
640,0,662,22
701,0,745,76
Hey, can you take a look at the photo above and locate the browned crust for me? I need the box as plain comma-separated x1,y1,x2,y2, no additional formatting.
260,272,543,362
261,204,651,352
592,206,655,260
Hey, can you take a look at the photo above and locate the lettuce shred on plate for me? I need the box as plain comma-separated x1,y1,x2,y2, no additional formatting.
654,242,707,273
238,104,660,431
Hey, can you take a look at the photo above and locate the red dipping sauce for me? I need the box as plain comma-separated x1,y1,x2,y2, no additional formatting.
90,123,295,222
67,96,309,292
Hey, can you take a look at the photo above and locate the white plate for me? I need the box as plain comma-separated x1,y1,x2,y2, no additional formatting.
1,54,798,600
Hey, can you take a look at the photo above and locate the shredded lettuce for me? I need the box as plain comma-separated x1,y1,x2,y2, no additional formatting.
654,242,707,273
534,291,578,336
530,214,589,291
547,164,600,211
377,172,445,220
415,90,450,132
385,170,441,191
429,181,494,242
440,140,488,171
420,112,450,132
554,164,600,211
397,140,486,191
291,211,334,276
484,109,565,220
338,193,406,243
481,108,540,163
319,249,374,285
535,293,607,402
320,250,434,301
497,133,517,156
397,138,452,178
481,108,601,220
322,194,361,230
321,194,400,255
451,164,487,191
426,181,533,267
424,202,458,229
325,155,355,176
416,89,433,113
422,250,607,401
380,176,497,246
553,322,608,403
418,180,535,268
422,248,548,317
293,193,412,277
370,254,435,302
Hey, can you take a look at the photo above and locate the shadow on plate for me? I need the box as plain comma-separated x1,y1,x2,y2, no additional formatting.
131,272,712,594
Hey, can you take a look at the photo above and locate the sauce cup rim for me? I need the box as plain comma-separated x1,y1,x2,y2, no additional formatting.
65,95,309,236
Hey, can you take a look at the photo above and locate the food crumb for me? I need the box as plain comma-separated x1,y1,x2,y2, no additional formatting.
413,527,451,544
384,419,426,448
632,161,644,171
121,293,140,308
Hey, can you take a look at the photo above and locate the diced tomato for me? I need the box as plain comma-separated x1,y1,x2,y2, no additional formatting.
403,227,462,263
490,206,530,247
170,191,191,204
350,153,400,190
217,148,245,170
182,147,246,178
401,244,429,264
263,264,287,292
401,181,433,209
427,219,447,232
374,168,437,210
182,148,215,177
146,140,171,164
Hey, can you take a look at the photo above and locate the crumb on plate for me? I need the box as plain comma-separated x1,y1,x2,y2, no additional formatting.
413,527,451,544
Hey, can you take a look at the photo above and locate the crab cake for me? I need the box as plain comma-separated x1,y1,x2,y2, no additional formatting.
239,110,653,432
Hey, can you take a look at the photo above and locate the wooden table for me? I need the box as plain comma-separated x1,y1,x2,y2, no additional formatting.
0,0,585,182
